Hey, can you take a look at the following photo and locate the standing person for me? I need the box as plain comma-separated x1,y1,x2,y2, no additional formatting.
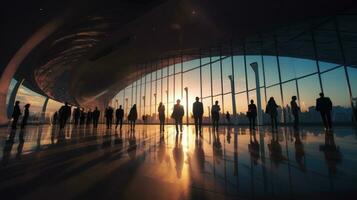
128,104,138,130
11,101,21,129
92,107,100,128
247,100,257,130
59,102,71,130
171,99,184,134
316,92,333,130
115,105,124,129
266,97,278,130
86,109,92,125
52,112,58,125
73,107,80,126
105,106,114,129
21,104,31,129
79,109,86,125
225,111,231,124
158,102,165,131
211,101,221,131
192,97,204,134
290,96,300,129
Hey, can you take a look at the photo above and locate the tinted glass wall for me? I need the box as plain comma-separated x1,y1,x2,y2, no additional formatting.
112,16,357,125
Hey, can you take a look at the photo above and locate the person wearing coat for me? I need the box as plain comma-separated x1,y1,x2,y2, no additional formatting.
266,97,278,130
171,100,184,133
128,104,138,130
158,102,165,131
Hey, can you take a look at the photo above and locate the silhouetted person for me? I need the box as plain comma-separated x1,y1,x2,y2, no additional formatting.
115,105,124,129
11,101,21,129
266,97,278,130
211,101,220,131
59,102,71,130
247,99,257,130
316,92,333,130
21,104,30,129
52,112,58,125
92,107,100,128
290,96,300,129
192,97,204,135
158,102,165,131
225,111,231,124
128,104,138,130
172,99,184,133
80,109,86,125
73,107,80,126
105,106,114,129
86,109,92,125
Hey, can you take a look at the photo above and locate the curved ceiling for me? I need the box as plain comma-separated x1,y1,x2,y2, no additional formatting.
2,0,357,107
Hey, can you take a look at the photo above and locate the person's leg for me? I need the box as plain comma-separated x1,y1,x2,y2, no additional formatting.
253,117,256,129
194,117,198,134
119,118,123,129
106,118,109,129
249,117,252,130
320,112,328,129
326,111,332,129
175,120,179,133
179,118,183,132
12,117,18,129
199,116,202,133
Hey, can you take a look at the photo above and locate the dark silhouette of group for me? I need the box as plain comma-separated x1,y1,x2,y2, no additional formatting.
10,101,31,130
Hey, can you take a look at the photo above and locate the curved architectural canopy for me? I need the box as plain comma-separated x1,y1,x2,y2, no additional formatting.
2,0,357,107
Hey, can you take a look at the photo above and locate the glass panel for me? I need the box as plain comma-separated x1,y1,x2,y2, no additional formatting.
222,57,232,94
263,56,280,86
282,81,298,124
202,64,211,98
236,92,248,124
321,67,352,122
233,55,246,92
212,60,221,95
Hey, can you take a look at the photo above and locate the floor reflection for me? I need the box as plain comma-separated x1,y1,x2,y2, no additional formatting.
0,124,356,199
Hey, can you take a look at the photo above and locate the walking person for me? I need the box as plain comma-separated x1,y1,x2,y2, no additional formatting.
105,106,114,129
128,104,138,130
86,109,92,125
290,96,300,130
52,112,58,125
73,107,80,126
11,101,21,129
92,107,100,128
211,101,221,131
21,104,30,129
247,100,257,130
158,102,165,131
115,105,124,129
266,97,278,130
192,97,204,135
59,102,71,130
316,92,333,130
80,109,86,125
225,111,231,125
171,99,184,134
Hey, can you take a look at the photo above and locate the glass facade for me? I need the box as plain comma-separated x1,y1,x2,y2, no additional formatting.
112,18,357,125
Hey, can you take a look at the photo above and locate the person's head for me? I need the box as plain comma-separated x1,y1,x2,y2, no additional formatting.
226,111,229,114
215,100,219,105
319,92,324,97
65,102,68,106
119,105,122,108
25,104,30,108
95,106,98,110
292,96,297,101
195,97,199,102
133,104,136,108
176,99,181,104
269,97,274,102
250,99,254,104
15,101,20,105
159,102,162,106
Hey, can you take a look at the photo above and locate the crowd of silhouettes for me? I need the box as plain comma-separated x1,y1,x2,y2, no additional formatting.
9,92,336,134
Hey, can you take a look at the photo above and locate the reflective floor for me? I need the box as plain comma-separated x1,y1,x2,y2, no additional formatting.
0,124,357,200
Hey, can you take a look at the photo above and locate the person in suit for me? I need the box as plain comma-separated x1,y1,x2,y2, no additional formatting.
211,101,221,131
266,97,278,130
158,102,165,131
11,101,21,129
105,106,114,129
59,102,71,130
192,97,204,135
92,107,100,128
247,100,257,130
128,104,138,130
115,105,124,129
73,107,80,126
316,92,333,130
290,96,300,129
21,104,30,129
172,99,184,133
